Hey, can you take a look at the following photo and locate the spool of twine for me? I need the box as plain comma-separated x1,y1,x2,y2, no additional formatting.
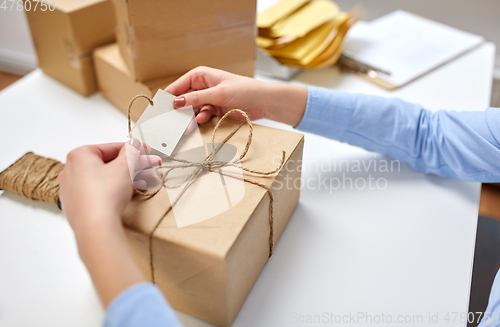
0,152,63,205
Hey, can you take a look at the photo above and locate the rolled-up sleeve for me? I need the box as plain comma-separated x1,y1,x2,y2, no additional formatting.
296,86,500,182
479,269,500,326
104,282,183,327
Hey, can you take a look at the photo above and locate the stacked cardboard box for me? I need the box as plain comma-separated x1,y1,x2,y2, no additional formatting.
94,43,256,119
25,0,257,106
93,0,257,120
111,0,257,81
93,44,180,121
25,0,115,96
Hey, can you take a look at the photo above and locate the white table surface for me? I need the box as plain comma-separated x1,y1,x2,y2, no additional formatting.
0,40,495,327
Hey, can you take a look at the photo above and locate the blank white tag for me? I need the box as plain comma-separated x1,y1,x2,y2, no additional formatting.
130,90,194,156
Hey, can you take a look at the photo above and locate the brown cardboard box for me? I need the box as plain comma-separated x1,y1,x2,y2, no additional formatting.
94,43,179,121
94,43,255,121
25,0,115,96
123,118,304,326
111,0,257,81
113,0,256,38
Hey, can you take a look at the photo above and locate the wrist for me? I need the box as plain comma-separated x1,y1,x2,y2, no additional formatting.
77,227,126,266
263,83,308,127
73,213,124,258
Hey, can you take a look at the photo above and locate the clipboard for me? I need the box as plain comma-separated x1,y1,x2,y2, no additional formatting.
337,54,398,90
338,10,484,90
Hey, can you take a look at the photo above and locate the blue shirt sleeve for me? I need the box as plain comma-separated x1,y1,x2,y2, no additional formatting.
479,269,500,326
104,282,183,327
296,86,500,182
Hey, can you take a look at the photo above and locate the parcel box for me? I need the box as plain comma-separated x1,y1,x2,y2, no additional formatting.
123,118,304,326
111,0,257,81
25,0,115,96
94,43,179,121
94,43,255,121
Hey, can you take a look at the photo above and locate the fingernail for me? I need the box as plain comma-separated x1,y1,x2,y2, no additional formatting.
173,97,186,108
130,138,141,150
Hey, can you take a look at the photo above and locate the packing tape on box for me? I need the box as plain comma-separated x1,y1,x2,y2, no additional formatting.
125,23,256,48
63,38,97,69
131,13,256,41
123,24,256,66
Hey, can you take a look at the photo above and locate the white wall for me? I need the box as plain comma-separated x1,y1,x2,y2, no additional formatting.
0,1,499,77
0,9,37,74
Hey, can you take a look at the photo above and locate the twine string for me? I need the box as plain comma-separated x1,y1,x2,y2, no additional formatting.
127,95,285,282
0,152,63,205
127,95,154,137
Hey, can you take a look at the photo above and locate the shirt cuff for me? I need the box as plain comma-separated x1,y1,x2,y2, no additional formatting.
104,282,183,327
295,86,356,141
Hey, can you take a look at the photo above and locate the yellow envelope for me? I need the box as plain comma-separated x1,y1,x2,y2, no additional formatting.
256,36,277,48
257,0,308,29
277,13,357,68
305,14,357,68
256,34,299,49
266,13,349,63
269,0,340,38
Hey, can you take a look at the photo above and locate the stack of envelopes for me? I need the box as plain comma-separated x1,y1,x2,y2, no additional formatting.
257,0,359,69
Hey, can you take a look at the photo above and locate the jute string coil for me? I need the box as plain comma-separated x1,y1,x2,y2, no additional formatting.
0,152,63,205
0,95,286,284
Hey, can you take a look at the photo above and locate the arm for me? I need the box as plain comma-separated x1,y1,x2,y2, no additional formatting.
297,87,500,182
104,282,183,327
58,140,183,326
166,67,500,183
479,268,500,326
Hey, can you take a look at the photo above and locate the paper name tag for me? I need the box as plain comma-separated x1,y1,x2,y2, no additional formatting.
130,89,194,156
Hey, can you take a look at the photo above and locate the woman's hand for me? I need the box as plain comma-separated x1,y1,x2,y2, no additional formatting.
165,66,308,127
58,139,161,307
58,139,160,238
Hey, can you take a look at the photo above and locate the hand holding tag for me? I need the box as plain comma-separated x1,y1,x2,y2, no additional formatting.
127,89,246,228
130,89,194,157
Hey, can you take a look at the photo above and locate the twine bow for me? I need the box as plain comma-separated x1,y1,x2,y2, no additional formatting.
127,95,286,283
